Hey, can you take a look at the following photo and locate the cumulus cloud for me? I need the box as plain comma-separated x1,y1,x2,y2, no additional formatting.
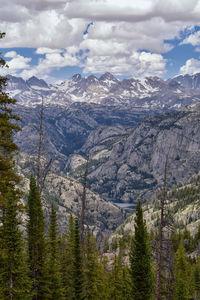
179,58,200,75
4,51,31,71
18,49,81,80
66,0,200,23
1,0,200,79
1,0,200,50
1,10,87,48
83,50,166,77
0,51,32,77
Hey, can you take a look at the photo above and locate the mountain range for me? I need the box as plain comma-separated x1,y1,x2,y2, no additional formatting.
6,72,200,110
5,72,200,235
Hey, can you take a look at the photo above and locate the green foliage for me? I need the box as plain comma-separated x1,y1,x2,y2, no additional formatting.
193,258,200,300
129,198,154,300
109,254,132,300
84,232,109,300
84,232,99,299
47,203,64,299
0,191,31,299
73,218,84,300
173,239,191,300
0,32,31,299
58,214,75,299
27,176,48,299
0,32,21,220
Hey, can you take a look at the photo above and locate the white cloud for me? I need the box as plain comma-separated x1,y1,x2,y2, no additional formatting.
66,0,200,23
83,50,166,77
18,49,81,80
3,51,31,71
180,58,200,75
1,0,200,50
4,51,18,58
0,51,32,77
181,30,200,46
1,10,87,48
2,0,200,79
36,47,63,54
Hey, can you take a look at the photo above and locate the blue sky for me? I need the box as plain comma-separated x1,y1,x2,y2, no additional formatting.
1,0,200,83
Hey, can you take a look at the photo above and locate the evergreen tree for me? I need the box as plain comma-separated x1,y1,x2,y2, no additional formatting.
27,176,48,299
72,218,84,300
0,32,30,299
173,239,190,300
121,267,132,300
109,254,124,300
129,198,154,300
193,260,200,300
85,232,106,300
0,191,31,299
60,213,75,299
47,203,64,299
85,232,98,299
0,32,21,222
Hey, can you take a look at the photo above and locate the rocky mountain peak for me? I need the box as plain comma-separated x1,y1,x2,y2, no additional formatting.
7,75,28,91
27,76,48,88
99,72,118,82
5,72,200,109
173,72,200,89
86,75,98,84
71,73,82,82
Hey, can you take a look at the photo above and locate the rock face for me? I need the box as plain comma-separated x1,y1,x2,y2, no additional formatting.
68,103,200,203
173,72,200,89
14,102,150,158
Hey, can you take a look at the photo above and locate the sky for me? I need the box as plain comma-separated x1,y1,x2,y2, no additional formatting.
1,0,200,83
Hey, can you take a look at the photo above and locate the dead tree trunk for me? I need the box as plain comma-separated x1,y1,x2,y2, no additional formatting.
80,156,89,247
36,96,44,192
156,153,169,300
36,96,52,194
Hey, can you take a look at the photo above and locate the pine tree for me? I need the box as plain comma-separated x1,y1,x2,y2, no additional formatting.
129,198,154,300
47,203,64,299
0,32,21,222
0,32,30,299
58,213,75,299
72,218,84,300
27,176,48,299
193,260,200,300
121,267,132,300
0,191,31,299
109,254,124,300
0,30,21,270
85,232,104,300
173,239,190,300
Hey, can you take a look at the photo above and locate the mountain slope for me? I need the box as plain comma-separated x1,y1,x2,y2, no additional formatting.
109,172,200,245
68,103,200,203
17,153,126,241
